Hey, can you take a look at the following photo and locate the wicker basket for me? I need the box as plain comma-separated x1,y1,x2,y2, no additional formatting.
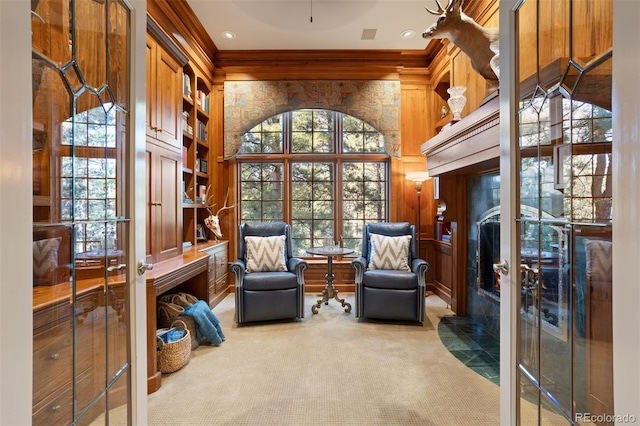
156,320,191,374
158,301,199,350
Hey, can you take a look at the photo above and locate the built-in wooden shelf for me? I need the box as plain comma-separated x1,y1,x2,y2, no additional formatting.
434,115,452,133
421,95,500,177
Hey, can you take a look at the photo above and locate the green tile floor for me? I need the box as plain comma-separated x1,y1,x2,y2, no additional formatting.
438,315,500,384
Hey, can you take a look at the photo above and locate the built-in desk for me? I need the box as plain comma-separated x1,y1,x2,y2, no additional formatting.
145,248,209,393
145,241,229,394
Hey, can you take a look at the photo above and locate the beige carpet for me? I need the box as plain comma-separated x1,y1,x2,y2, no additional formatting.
146,293,503,425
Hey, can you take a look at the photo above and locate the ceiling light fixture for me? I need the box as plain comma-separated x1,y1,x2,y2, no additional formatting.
401,29,416,39
221,31,236,40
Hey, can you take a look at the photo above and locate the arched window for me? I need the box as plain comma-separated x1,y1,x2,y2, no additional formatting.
237,109,389,256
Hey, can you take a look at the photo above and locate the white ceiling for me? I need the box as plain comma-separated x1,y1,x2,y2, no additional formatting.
186,0,439,51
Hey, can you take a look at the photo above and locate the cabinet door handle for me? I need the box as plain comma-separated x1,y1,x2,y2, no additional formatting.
107,263,127,272
50,353,60,360
52,405,61,413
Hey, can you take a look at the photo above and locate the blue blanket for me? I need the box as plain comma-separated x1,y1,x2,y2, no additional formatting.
182,300,225,346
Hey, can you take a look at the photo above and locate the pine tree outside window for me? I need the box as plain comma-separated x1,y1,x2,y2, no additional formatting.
238,109,389,256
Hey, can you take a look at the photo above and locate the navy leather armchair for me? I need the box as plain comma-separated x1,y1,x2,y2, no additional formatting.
230,222,308,324
351,222,430,323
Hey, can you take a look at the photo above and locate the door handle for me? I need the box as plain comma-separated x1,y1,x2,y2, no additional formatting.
107,263,127,272
137,260,154,275
493,259,509,275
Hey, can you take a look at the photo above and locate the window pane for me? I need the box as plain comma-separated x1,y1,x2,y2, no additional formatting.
241,201,262,220
240,115,283,153
341,161,387,255
239,162,284,223
262,201,283,220
292,109,334,153
343,132,363,153
342,115,384,153
291,162,335,251
364,133,384,152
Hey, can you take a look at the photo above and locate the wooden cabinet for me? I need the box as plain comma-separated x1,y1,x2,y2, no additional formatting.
146,142,183,263
428,238,455,308
32,312,73,424
146,33,184,150
200,241,229,307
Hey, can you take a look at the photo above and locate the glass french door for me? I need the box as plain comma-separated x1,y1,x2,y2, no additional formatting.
501,0,614,424
32,0,133,424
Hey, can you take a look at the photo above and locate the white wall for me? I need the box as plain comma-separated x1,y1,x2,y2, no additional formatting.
0,1,34,424
612,0,640,420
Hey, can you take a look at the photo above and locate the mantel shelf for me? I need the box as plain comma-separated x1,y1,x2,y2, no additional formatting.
421,95,500,177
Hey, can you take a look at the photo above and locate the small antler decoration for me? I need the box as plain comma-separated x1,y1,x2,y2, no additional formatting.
204,188,235,240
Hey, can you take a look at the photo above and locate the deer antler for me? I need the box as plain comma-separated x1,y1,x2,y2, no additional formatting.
216,188,235,216
426,0,450,15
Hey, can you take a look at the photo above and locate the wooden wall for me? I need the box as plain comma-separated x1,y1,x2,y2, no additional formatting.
148,0,500,290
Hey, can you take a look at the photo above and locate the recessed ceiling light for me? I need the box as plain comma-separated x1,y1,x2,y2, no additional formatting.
401,29,416,39
221,31,236,40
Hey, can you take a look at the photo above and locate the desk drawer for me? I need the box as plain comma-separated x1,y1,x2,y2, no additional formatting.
207,256,216,287
214,251,228,279
33,321,73,405
215,274,228,293
32,385,72,426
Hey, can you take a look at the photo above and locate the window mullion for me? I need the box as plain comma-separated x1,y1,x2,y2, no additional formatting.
335,158,343,243
283,159,292,224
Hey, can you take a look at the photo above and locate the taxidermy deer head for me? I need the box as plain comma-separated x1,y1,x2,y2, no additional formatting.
423,0,499,95
204,188,236,240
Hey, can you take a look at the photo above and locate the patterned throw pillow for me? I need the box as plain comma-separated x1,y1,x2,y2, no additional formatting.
368,233,411,271
33,237,61,279
245,235,288,273
584,238,612,284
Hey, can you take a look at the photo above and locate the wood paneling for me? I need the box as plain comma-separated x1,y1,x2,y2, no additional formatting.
400,84,431,157
215,50,432,80
146,0,502,299
147,0,217,82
